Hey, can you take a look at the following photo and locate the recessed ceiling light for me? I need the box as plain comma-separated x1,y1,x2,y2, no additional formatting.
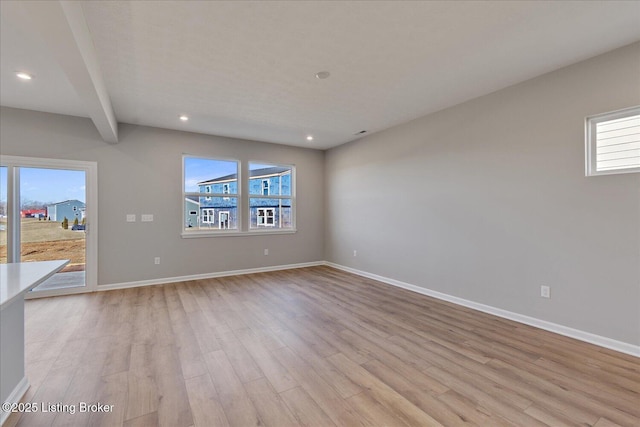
16,72,33,80
315,71,330,80
179,115,189,121
306,135,314,141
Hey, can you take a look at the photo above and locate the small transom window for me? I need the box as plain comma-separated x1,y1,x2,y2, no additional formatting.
586,106,640,176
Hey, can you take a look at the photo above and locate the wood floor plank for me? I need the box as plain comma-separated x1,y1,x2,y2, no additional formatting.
88,371,129,427
218,338,264,384
13,266,639,427
184,374,229,427
347,391,415,427
279,386,337,427
425,365,552,427
436,390,513,427
202,350,263,426
124,372,159,422
155,372,193,427
523,404,581,427
244,378,299,426
328,352,444,426
122,412,158,427
272,346,370,427
271,326,362,399
361,359,473,426
236,329,298,393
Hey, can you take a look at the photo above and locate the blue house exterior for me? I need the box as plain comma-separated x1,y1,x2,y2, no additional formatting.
47,199,85,222
197,167,292,229
184,197,200,228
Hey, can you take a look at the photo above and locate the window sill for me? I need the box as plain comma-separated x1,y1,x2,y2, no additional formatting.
181,229,297,238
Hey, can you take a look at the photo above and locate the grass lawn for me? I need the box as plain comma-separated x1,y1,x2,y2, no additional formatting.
0,218,85,270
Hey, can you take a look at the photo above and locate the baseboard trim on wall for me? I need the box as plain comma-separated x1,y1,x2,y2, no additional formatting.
98,261,325,291
89,259,639,357
325,262,640,358
0,377,29,426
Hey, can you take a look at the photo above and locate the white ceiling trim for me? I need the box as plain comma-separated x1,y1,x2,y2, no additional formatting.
18,0,118,143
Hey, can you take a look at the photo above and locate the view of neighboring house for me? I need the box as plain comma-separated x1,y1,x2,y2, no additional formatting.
196,166,292,229
184,197,200,229
46,199,85,222
20,209,46,218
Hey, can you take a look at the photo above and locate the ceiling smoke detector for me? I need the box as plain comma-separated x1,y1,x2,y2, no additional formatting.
315,71,330,80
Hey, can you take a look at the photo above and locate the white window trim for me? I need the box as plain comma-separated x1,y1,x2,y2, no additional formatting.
257,207,275,227
182,156,296,237
248,162,296,233
222,183,230,201
182,155,241,236
182,229,296,238
585,105,640,176
201,208,215,224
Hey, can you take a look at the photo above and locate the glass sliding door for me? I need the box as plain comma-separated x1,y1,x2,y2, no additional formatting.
20,167,87,291
0,156,97,296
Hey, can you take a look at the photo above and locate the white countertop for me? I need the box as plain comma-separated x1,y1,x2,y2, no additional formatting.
0,260,70,308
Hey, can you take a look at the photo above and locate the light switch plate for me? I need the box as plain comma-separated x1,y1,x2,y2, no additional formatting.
126,214,136,222
141,214,154,222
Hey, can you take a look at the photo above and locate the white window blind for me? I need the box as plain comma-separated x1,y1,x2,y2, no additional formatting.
586,106,640,176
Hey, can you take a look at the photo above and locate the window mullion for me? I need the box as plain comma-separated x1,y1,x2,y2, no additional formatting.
7,165,21,263
239,162,248,232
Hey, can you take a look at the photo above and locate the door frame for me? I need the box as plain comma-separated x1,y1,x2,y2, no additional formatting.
0,155,98,297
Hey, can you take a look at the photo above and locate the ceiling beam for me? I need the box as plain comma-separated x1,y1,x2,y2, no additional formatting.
18,0,118,143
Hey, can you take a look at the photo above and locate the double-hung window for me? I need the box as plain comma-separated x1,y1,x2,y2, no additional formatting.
182,157,295,235
183,156,239,232
586,106,640,176
249,162,294,230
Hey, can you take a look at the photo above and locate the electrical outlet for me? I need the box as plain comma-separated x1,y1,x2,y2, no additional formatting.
541,285,550,298
353,250,357,257
126,214,136,222
264,249,269,256
154,257,160,265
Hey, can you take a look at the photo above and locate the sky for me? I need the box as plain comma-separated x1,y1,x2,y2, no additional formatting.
0,159,277,204
0,166,86,205
184,158,273,192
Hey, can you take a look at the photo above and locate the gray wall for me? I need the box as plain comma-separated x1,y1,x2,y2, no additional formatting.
325,42,640,345
0,108,325,285
1,43,638,347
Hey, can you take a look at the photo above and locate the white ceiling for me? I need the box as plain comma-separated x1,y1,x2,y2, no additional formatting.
1,1,639,150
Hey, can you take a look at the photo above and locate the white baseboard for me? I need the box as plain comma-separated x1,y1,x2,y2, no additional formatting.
54,258,639,357
325,262,640,358
1,377,29,426
98,261,325,291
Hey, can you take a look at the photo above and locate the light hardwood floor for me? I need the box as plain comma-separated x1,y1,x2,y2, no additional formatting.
5,266,639,426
